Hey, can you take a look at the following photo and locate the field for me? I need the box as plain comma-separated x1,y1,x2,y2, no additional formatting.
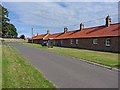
2,44,56,88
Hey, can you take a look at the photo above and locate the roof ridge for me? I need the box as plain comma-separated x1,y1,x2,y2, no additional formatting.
33,23,120,40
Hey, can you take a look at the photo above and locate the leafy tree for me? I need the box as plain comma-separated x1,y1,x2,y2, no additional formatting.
20,34,25,39
0,4,18,38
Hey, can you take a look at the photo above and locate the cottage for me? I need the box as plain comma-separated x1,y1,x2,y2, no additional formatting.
55,23,119,52
32,15,120,53
44,33,62,46
54,15,120,53
32,30,50,44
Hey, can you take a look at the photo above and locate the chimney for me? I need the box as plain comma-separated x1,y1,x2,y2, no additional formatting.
105,15,111,27
37,33,39,36
64,27,68,33
80,23,84,30
47,30,50,34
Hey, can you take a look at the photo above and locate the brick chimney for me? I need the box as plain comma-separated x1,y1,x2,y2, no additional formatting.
64,27,68,33
105,15,111,27
80,23,84,30
47,30,50,34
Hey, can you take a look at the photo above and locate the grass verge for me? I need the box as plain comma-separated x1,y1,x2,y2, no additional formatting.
22,42,119,69
2,44,56,88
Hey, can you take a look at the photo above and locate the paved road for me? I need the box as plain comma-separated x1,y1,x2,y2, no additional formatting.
8,43,118,88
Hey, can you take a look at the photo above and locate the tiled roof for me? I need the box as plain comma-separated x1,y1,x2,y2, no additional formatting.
32,23,120,40
44,33,62,40
54,31,77,40
55,23,120,39
32,34,47,40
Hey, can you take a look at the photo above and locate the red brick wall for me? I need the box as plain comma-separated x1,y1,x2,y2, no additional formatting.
33,39,43,44
58,36,119,53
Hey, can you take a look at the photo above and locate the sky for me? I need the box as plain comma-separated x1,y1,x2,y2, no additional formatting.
1,0,119,38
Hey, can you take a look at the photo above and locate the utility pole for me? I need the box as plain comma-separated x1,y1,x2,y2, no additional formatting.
32,28,33,44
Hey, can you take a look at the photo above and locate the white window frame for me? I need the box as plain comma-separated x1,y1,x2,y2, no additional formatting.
76,39,79,44
105,38,111,46
93,39,98,44
71,39,73,44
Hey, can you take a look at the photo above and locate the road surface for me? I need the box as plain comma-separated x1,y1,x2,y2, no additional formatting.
7,43,118,88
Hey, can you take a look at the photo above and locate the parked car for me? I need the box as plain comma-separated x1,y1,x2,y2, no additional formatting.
41,42,47,46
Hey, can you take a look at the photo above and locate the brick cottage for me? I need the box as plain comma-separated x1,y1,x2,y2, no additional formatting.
31,15,120,53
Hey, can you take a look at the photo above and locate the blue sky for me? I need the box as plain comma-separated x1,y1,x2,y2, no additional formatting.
1,1,118,38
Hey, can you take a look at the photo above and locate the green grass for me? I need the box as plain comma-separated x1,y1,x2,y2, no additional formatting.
2,44,57,88
22,42,47,49
22,42,119,69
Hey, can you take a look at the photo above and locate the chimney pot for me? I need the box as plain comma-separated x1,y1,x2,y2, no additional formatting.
64,27,68,33
47,30,50,34
80,23,84,30
105,15,111,27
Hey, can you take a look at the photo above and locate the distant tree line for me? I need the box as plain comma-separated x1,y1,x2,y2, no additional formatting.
19,34,25,39
0,4,18,38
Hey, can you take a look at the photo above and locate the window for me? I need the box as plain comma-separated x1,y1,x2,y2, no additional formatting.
93,39,98,44
71,39,73,44
106,38,111,46
76,39,79,44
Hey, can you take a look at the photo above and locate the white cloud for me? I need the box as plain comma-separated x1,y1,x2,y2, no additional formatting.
1,0,119,2
2,2,118,37
4,2,118,26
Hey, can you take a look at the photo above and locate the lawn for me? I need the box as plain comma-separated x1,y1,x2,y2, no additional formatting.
2,44,57,88
23,42,119,69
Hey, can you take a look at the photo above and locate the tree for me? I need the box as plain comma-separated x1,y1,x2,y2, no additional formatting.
20,34,25,39
0,4,18,38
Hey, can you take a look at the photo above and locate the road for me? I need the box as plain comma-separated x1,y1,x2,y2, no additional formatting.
8,43,118,88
